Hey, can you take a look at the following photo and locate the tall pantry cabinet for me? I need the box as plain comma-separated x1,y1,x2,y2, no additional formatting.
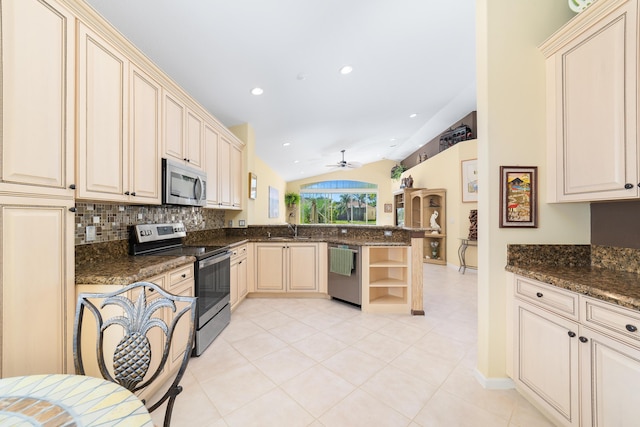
0,0,76,376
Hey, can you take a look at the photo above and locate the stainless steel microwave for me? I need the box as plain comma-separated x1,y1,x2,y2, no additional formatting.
162,158,207,207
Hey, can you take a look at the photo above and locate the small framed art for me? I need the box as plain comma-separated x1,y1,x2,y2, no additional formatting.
499,166,537,228
249,172,257,199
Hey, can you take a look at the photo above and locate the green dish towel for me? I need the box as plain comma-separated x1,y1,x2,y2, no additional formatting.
329,247,354,276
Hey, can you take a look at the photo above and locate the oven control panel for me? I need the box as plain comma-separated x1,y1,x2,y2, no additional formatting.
134,222,187,243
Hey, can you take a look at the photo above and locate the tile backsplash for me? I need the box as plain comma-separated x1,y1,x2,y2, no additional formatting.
75,202,226,245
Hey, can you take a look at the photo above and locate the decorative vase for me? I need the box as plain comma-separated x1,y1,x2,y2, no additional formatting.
430,241,439,259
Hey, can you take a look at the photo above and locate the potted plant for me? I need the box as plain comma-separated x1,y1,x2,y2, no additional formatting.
390,164,407,180
284,192,300,208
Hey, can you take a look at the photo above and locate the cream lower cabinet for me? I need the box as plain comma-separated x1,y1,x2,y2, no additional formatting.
1,198,75,377
76,264,194,401
541,0,640,202
1,0,76,198
511,274,640,426
230,243,248,310
255,243,320,293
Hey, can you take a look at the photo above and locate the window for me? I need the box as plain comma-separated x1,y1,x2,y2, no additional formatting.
300,180,378,224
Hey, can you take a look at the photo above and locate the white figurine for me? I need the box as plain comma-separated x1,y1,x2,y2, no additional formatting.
430,210,441,234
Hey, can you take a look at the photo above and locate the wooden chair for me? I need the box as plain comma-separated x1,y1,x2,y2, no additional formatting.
73,281,197,427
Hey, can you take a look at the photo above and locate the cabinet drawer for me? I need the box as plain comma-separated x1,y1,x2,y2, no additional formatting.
515,276,578,319
231,244,247,262
168,264,194,290
582,296,640,347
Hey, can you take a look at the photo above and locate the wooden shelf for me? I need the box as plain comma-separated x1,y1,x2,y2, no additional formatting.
362,246,411,313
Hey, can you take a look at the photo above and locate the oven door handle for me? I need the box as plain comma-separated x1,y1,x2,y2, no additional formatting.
199,251,231,269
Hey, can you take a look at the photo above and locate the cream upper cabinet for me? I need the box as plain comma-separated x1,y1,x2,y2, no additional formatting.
1,198,75,377
1,0,75,197
255,243,319,292
162,90,204,170
128,64,162,203
218,136,232,208
204,123,220,207
541,0,639,202
77,23,129,202
78,24,161,204
231,142,243,209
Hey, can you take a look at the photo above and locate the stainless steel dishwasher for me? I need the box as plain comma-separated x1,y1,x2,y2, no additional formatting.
327,244,361,305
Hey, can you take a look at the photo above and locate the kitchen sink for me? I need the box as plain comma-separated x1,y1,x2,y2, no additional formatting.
267,236,312,241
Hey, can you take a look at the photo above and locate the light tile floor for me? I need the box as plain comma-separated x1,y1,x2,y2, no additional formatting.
153,264,554,427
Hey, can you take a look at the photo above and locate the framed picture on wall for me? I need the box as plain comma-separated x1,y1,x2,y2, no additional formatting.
268,186,279,218
248,172,257,200
499,166,537,228
461,159,478,202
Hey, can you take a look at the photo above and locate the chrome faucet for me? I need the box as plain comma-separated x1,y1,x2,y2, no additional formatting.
287,223,298,237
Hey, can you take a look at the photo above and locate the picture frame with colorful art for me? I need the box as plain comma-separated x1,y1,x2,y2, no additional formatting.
499,166,537,228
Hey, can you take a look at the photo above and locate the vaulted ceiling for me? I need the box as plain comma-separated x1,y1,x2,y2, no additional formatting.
85,0,476,181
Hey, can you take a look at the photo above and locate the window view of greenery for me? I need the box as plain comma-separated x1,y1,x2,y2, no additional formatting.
300,180,378,225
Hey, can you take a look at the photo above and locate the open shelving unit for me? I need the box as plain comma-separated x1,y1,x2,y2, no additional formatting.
410,188,446,265
362,246,411,313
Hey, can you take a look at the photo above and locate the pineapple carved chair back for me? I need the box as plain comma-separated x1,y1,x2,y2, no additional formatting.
73,281,197,427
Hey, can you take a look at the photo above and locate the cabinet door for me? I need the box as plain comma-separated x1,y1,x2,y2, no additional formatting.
580,327,640,427
218,136,232,207
166,281,194,374
186,110,203,169
238,257,248,299
255,245,285,291
204,123,220,207
1,202,74,376
77,23,128,201
514,301,580,427
230,259,239,307
550,0,638,201
163,90,185,163
231,142,243,209
1,0,75,196
130,64,161,203
288,244,318,291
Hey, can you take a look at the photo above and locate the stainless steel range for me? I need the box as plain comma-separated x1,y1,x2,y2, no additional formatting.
129,222,231,356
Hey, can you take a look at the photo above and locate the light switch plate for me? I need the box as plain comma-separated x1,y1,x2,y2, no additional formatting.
86,225,96,242
384,230,392,237
93,216,100,224
239,220,245,226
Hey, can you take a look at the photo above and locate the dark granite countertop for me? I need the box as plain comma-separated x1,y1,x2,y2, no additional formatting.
76,236,411,285
506,244,640,311
76,255,195,286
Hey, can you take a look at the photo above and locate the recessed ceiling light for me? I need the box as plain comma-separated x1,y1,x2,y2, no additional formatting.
294,160,300,164
409,113,418,118
339,65,353,75
250,87,264,96
283,142,291,147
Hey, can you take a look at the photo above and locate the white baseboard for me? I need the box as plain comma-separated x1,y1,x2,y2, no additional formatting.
474,369,515,389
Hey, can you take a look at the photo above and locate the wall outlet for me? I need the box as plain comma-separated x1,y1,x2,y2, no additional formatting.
86,225,96,242
93,216,100,224
384,230,393,237
341,229,347,234
239,220,245,226
138,213,143,220
118,206,125,211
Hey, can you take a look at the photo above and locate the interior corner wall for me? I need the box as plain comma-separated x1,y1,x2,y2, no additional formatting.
228,123,287,225
476,0,591,381
400,139,478,267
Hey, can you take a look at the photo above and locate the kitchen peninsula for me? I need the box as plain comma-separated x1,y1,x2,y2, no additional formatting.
76,224,426,315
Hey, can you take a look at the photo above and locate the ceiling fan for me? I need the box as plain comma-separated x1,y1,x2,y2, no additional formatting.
326,150,362,169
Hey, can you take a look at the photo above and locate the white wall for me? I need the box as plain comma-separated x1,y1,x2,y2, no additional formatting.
476,0,591,382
